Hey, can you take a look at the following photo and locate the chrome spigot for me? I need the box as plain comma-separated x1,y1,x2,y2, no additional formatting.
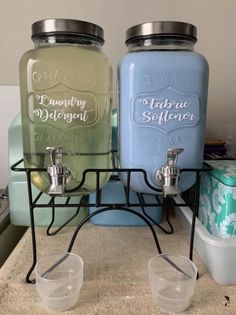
156,148,184,197
46,147,71,196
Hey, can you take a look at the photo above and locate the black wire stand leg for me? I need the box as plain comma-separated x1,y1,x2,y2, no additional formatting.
46,197,56,235
189,171,201,261
25,171,37,284
46,196,88,236
137,193,174,234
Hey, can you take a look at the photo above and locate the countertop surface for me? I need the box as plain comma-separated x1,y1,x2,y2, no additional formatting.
0,216,236,315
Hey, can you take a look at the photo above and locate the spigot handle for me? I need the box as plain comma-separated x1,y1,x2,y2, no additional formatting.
167,148,184,166
46,147,63,165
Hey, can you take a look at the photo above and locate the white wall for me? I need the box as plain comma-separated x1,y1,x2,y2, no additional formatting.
0,0,236,186
0,86,20,187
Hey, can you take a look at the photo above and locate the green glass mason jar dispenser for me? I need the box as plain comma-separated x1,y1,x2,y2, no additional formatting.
19,19,112,195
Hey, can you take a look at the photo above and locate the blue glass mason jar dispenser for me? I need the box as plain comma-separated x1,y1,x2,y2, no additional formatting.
118,21,209,194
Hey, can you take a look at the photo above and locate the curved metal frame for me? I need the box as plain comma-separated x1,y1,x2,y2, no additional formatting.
11,158,212,284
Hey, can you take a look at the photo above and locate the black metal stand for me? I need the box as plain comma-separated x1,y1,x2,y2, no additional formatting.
11,155,211,284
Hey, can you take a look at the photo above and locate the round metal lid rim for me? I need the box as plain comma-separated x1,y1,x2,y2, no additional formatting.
126,21,197,43
32,18,104,42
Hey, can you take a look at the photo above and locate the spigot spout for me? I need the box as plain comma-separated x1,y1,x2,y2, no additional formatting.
162,185,180,198
46,147,71,196
167,148,184,166
156,148,184,197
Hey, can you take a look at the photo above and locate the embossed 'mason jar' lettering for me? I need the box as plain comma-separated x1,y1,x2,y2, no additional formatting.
32,70,65,82
142,72,196,86
32,70,95,86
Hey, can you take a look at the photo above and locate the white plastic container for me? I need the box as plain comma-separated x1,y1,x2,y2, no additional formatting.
175,196,236,285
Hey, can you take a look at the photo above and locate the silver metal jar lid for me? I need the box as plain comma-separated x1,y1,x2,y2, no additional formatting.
32,18,104,43
126,21,197,43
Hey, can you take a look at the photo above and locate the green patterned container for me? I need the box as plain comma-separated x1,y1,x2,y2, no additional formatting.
199,160,236,238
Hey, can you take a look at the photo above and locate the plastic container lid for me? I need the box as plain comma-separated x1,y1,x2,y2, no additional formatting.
206,160,236,187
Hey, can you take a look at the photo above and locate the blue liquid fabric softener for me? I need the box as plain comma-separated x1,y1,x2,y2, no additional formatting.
118,21,209,194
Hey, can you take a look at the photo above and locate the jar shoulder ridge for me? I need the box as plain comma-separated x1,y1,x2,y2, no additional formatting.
20,45,110,63
119,50,208,69
119,52,135,66
19,48,36,65
194,51,209,68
